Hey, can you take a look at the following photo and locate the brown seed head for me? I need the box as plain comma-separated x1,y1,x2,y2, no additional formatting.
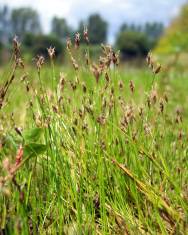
83,26,89,44
147,96,151,109
13,36,21,58
36,55,45,72
159,99,164,113
91,64,102,83
97,114,106,125
154,63,162,74
146,51,152,67
82,82,87,93
15,145,23,166
66,37,72,50
118,80,124,90
71,56,79,70
75,32,81,49
105,72,110,83
146,52,162,75
150,89,157,104
85,51,89,65
144,123,152,136
59,72,66,91
164,93,168,103
178,130,183,141
111,51,119,66
47,46,55,59
139,106,144,117
129,80,135,93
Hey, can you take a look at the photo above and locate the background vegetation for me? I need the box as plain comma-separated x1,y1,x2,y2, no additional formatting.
0,5,164,63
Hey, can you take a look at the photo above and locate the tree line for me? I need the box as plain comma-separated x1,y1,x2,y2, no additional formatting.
0,5,164,61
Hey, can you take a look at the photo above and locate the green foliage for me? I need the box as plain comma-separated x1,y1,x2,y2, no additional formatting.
11,7,41,38
23,33,64,58
0,43,188,233
120,23,142,33
0,6,10,43
74,44,104,62
0,8,188,234
51,17,73,42
22,127,44,143
120,22,164,43
116,31,151,58
155,4,188,54
117,22,164,59
24,143,47,158
144,22,164,42
22,33,36,48
87,14,108,44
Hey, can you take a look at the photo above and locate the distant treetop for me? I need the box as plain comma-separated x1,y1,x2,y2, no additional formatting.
155,3,188,55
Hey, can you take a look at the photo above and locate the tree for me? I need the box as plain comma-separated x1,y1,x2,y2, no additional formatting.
119,22,164,44
144,22,164,43
87,14,108,44
120,23,141,33
120,23,129,32
116,31,150,59
11,8,41,38
77,20,85,33
117,21,164,59
23,33,64,59
0,5,11,43
155,3,188,54
51,17,73,42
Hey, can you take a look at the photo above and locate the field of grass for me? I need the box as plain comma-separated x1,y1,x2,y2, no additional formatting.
0,39,188,234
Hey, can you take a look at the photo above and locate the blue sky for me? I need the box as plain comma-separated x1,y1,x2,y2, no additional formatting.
1,0,187,42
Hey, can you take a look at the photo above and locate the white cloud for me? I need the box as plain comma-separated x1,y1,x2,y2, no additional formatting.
1,0,72,31
1,0,187,42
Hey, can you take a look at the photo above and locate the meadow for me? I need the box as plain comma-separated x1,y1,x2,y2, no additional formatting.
0,37,188,234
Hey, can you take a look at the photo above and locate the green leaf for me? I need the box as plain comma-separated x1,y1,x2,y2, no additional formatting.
24,143,47,157
23,127,44,143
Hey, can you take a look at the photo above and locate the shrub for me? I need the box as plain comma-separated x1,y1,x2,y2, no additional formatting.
155,3,188,55
116,31,151,59
23,33,64,59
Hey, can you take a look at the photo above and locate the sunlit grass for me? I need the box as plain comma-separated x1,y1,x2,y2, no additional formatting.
0,38,187,234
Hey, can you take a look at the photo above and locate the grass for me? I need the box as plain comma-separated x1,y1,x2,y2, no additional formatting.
0,37,188,234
